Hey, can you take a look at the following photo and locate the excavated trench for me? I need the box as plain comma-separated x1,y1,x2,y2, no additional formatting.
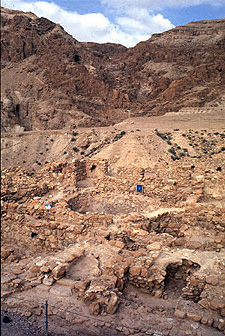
67,192,148,215
146,213,184,237
164,259,201,301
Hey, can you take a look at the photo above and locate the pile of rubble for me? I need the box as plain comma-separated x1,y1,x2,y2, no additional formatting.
1,152,225,335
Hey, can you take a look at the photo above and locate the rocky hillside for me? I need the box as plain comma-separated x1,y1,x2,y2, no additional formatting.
1,7,225,131
2,135,225,335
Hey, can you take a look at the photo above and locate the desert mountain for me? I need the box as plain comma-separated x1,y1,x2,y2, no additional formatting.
1,7,225,131
1,7,225,336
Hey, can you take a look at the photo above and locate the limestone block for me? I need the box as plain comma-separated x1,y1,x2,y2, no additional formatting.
218,319,225,330
207,318,214,327
136,229,149,236
174,237,186,246
30,279,42,287
56,278,77,288
141,268,149,277
1,248,13,259
147,242,161,251
106,292,119,314
210,299,221,311
108,240,125,249
87,277,116,293
43,275,54,286
188,276,199,287
199,299,209,309
40,265,50,273
201,316,208,325
12,278,22,285
52,263,67,280
206,276,219,286
187,312,201,322
29,265,40,274
154,290,163,298
1,274,17,284
73,280,89,292
174,310,186,319
129,266,141,277
89,301,100,315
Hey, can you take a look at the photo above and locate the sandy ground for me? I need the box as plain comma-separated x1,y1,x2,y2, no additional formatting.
1,109,225,172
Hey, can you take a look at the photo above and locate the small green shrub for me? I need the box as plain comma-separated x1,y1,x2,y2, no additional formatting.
156,131,167,140
168,147,176,156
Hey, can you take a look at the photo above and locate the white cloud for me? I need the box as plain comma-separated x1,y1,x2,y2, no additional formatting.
101,0,225,12
116,8,174,35
1,0,174,47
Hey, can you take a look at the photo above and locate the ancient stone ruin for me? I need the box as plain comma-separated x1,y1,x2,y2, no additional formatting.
1,6,225,336
1,143,225,335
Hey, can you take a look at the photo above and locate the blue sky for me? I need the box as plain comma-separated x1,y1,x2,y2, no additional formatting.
2,0,225,47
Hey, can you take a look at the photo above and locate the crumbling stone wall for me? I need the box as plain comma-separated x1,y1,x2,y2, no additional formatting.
1,158,225,331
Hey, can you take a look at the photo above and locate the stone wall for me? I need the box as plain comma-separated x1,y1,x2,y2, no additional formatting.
1,158,225,332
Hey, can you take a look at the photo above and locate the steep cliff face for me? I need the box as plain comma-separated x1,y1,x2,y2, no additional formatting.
121,20,225,115
1,7,225,131
1,7,128,131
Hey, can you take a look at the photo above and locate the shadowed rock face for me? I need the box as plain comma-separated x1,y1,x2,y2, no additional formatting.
1,7,225,131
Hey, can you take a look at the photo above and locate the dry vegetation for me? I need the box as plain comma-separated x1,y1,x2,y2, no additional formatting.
1,111,225,336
